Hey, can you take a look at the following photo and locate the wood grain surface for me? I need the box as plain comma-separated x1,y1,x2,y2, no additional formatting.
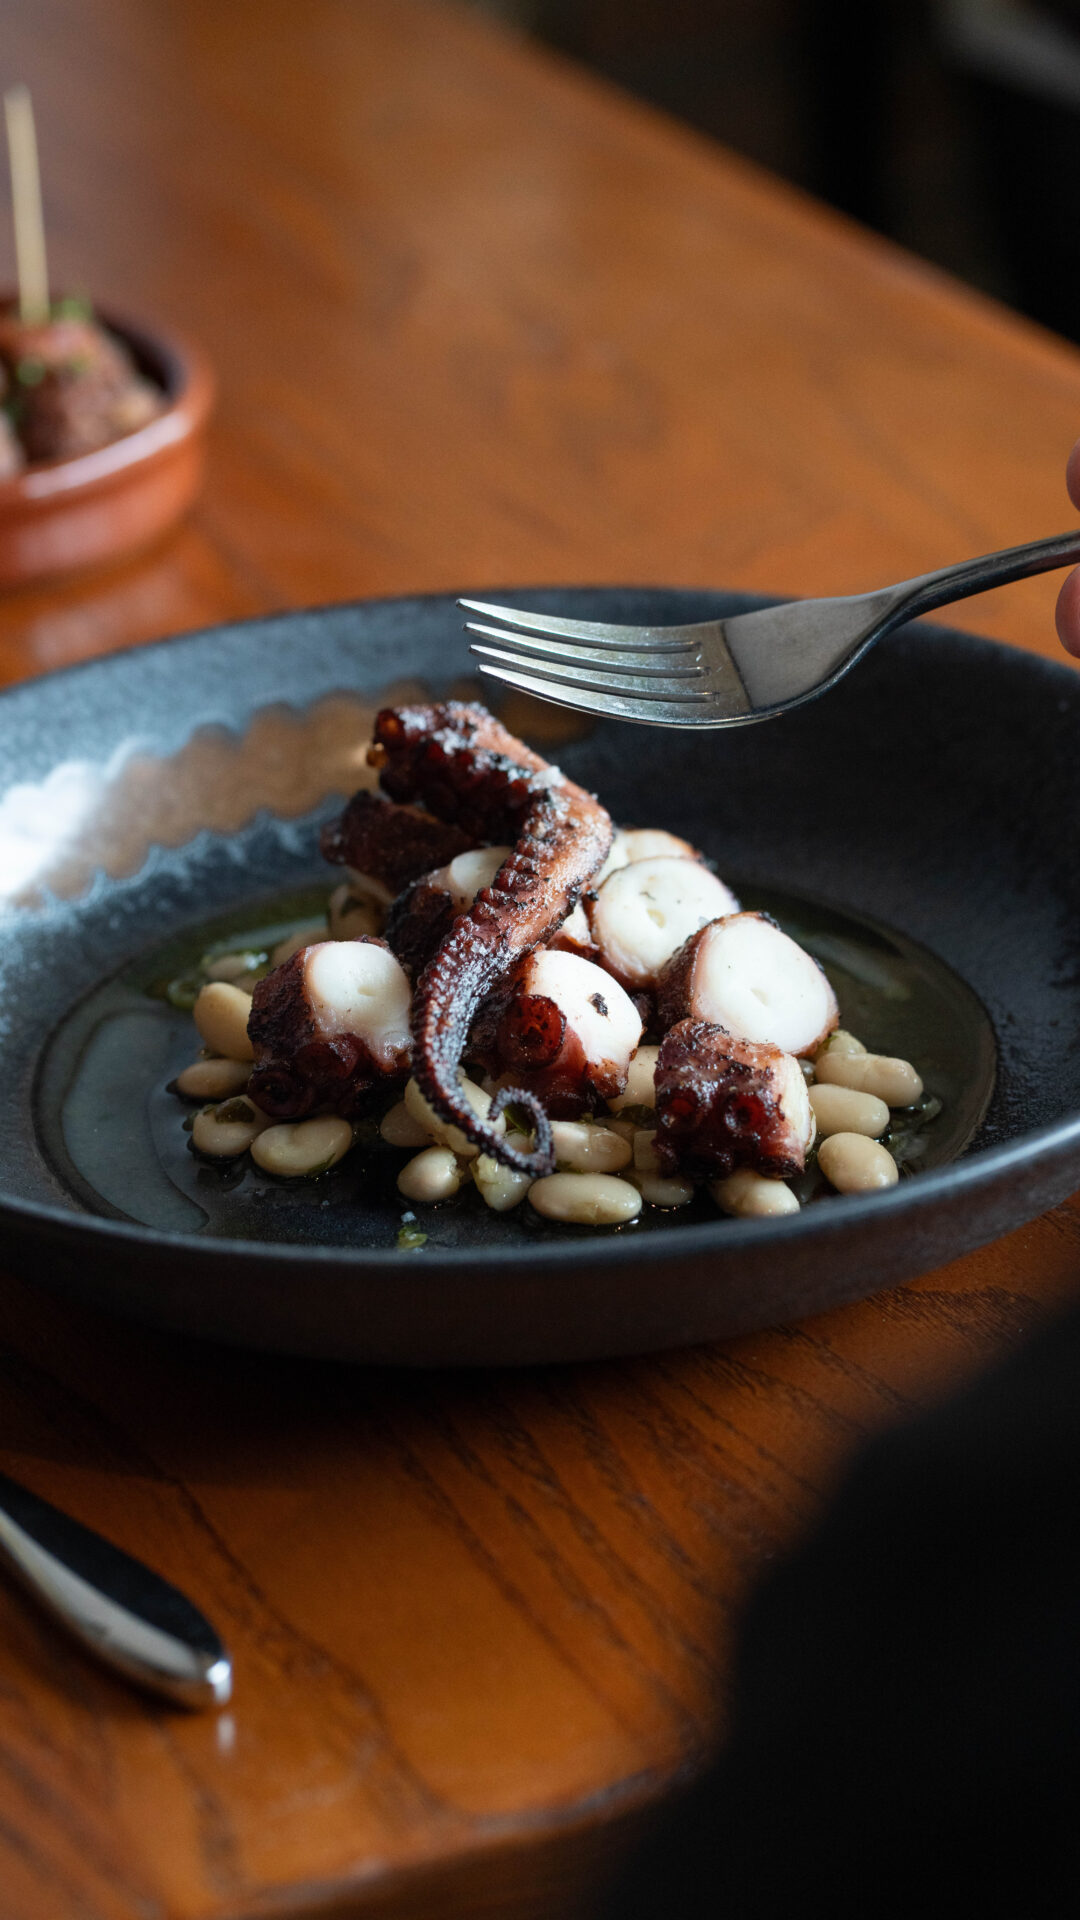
0,2,1078,1916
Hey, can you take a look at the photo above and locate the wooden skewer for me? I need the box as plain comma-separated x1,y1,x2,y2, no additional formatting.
4,84,49,325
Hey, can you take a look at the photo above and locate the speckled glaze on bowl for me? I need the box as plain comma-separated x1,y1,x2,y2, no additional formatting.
0,306,213,587
0,588,1078,1367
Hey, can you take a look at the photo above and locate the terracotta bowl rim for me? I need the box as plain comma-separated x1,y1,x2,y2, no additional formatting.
0,303,214,508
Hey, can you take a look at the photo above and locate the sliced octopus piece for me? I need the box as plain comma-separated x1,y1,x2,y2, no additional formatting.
545,899,598,961
654,1019,815,1180
484,949,643,1119
587,855,740,992
592,825,705,888
248,938,412,1120
370,702,613,1175
657,911,838,1057
320,790,476,904
437,844,515,912
385,845,515,978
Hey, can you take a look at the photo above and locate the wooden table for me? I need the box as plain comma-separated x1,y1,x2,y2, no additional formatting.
1,2,1079,1915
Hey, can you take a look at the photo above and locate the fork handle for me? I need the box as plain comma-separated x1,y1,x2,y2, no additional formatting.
890,529,1080,623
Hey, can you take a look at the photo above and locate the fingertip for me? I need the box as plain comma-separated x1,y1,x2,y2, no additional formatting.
1055,566,1080,658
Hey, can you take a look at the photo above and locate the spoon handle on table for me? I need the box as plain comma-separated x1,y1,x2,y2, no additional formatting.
0,1471,231,1709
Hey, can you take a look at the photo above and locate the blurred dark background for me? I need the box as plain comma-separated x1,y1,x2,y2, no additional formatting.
463,0,1080,344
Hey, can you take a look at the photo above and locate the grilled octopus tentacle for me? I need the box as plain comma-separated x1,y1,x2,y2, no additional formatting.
370,702,613,1176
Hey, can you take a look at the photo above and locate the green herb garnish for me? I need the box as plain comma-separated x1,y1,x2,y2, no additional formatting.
501,1100,536,1137
397,1224,428,1250
161,971,204,1011
52,293,93,321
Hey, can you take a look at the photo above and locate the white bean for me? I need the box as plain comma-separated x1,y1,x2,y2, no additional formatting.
396,1145,465,1203
474,1134,534,1212
818,1133,899,1193
204,950,262,985
607,1045,660,1113
251,1116,355,1178
379,1099,432,1149
327,883,383,941
403,1074,503,1159
550,1120,632,1173
633,1171,695,1208
529,1172,642,1226
808,1084,890,1139
710,1170,800,1218
176,1056,250,1100
813,1050,923,1107
632,1128,663,1173
606,1117,637,1144
820,1029,867,1060
270,920,328,967
192,982,255,1062
191,1096,270,1158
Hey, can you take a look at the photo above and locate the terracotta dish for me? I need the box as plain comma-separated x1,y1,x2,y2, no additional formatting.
0,305,212,586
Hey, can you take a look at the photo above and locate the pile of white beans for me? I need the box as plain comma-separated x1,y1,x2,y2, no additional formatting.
382,1027,925,1226
172,920,931,1230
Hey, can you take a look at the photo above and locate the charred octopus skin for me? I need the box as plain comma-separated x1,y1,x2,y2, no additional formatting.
654,1019,814,1180
477,949,643,1120
248,938,412,1119
320,791,475,903
369,703,614,1175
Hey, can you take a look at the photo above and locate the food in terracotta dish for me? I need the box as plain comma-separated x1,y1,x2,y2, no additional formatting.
0,298,163,465
165,702,938,1231
0,362,22,476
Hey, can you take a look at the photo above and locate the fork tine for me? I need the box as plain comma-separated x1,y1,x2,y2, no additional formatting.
465,645,707,706
468,660,707,721
458,597,697,652
463,618,696,664
474,660,705,725
474,660,641,721
465,623,703,678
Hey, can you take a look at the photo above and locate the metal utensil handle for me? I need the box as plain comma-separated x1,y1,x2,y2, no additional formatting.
895,528,1080,623
0,1471,231,1709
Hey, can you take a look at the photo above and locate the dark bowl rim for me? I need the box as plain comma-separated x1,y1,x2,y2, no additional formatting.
3,586,1078,1274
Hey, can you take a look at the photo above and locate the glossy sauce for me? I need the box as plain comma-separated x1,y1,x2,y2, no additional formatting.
36,878,997,1247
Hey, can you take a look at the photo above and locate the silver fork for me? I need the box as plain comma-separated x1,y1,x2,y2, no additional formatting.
461,529,1080,727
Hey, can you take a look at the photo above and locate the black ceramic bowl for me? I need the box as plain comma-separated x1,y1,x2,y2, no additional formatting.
1,589,1078,1366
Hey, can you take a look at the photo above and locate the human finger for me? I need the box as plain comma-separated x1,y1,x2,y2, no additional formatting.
1054,563,1080,658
